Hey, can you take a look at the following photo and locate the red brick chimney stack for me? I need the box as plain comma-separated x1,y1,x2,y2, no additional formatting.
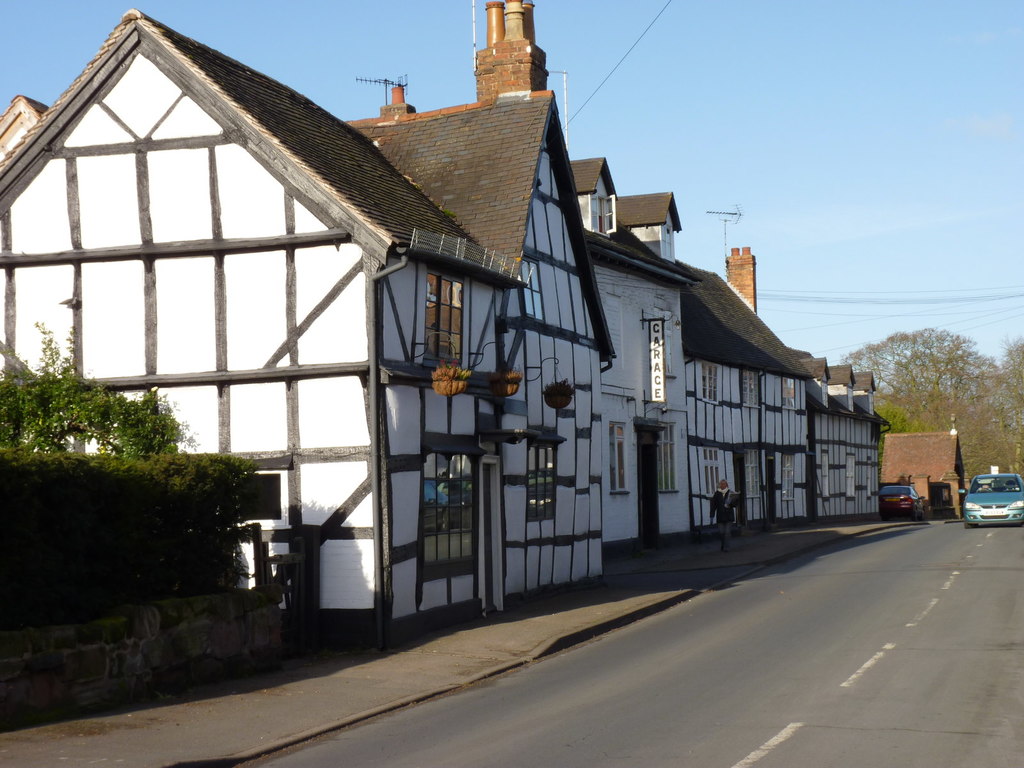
378,83,416,120
475,1,548,103
726,246,758,313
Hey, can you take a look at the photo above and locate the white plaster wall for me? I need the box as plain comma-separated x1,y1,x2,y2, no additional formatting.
103,56,180,138
82,260,145,377
229,382,286,451
525,546,539,590
423,391,449,433
386,386,421,455
14,265,73,368
390,471,421,546
160,385,218,453
391,559,417,617
505,547,526,595
420,579,447,611
300,461,370,526
216,144,286,239
382,266,416,361
64,104,133,147
450,574,474,604
537,541,553,586
78,154,141,249
553,546,571,584
10,160,71,254
151,97,222,141
293,201,327,234
225,250,286,370
148,148,213,242
156,257,216,374
297,377,368,448
295,244,366,364
320,539,374,610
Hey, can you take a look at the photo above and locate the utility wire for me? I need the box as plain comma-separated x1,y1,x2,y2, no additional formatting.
569,0,674,124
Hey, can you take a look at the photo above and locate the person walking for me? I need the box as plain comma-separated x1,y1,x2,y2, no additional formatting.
710,479,736,552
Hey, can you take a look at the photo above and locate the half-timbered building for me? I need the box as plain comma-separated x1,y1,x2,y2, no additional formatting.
0,4,610,648
570,158,699,552
679,250,812,531
802,358,885,520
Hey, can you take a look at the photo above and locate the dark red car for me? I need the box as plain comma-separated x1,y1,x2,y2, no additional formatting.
878,485,924,521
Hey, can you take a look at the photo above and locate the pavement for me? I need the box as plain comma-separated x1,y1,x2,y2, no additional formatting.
0,520,929,767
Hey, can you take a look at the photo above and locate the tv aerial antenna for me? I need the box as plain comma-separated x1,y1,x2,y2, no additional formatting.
706,205,743,258
356,74,408,104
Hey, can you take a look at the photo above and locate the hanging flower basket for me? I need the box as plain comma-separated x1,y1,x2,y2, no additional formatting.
542,378,575,409
488,369,523,397
431,360,472,397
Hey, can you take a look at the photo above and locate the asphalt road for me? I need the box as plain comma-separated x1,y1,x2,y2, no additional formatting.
247,523,1024,767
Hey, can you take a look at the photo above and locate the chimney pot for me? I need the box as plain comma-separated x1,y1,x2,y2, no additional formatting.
391,85,405,105
741,246,751,255
486,2,505,47
523,2,536,44
730,247,740,257
504,0,525,41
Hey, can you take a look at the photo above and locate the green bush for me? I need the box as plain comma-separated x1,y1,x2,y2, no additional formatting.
0,451,258,630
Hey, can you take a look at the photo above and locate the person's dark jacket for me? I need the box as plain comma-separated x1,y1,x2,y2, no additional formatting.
711,489,735,524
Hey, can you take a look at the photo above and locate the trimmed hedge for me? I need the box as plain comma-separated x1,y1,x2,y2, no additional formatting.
0,451,259,630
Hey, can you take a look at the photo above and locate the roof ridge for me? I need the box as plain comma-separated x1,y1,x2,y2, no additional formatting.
349,90,554,128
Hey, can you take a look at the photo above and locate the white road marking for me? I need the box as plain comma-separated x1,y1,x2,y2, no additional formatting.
840,643,896,688
906,598,939,627
731,722,805,768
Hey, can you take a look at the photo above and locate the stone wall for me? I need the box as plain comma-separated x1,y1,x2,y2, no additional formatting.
0,585,283,730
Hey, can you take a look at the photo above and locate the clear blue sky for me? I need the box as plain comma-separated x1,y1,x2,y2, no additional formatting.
4,1,1022,362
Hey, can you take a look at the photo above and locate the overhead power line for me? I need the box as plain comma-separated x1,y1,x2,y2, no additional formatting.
569,0,675,124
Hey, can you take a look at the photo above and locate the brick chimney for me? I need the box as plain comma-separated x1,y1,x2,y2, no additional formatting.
378,84,416,121
475,1,548,103
726,246,757,313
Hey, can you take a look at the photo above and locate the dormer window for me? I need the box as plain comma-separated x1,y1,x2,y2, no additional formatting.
590,193,615,234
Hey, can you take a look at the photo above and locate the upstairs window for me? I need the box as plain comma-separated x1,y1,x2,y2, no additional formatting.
590,194,615,234
520,259,544,321
782,376,796,409
425,273,463,358
701,363,720,402
742,370,759,407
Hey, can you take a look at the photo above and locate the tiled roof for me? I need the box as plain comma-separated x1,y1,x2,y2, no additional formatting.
570,157,614,195
136,14,467,247
586,229,700,285
353,94,554,261
829,364,855,385
616,193,681,231
800,356,828,380
678,265,811,377
881,432,964,483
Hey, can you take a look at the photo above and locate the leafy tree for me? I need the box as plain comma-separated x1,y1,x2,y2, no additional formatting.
843,329,994,431
0,329,184,456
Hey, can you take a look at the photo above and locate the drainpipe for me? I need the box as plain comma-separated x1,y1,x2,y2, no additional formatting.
368,253,410,650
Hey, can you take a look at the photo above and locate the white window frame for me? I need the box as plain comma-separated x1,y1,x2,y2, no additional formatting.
609,422,627,492
742,370,759,407
520,259,543,321
590,193,615,233
744,449,760,498
820,449,830,498
782,376,796,409
701,447,721,495
657,423,676,492
781,454,795,501
701,362,720,402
